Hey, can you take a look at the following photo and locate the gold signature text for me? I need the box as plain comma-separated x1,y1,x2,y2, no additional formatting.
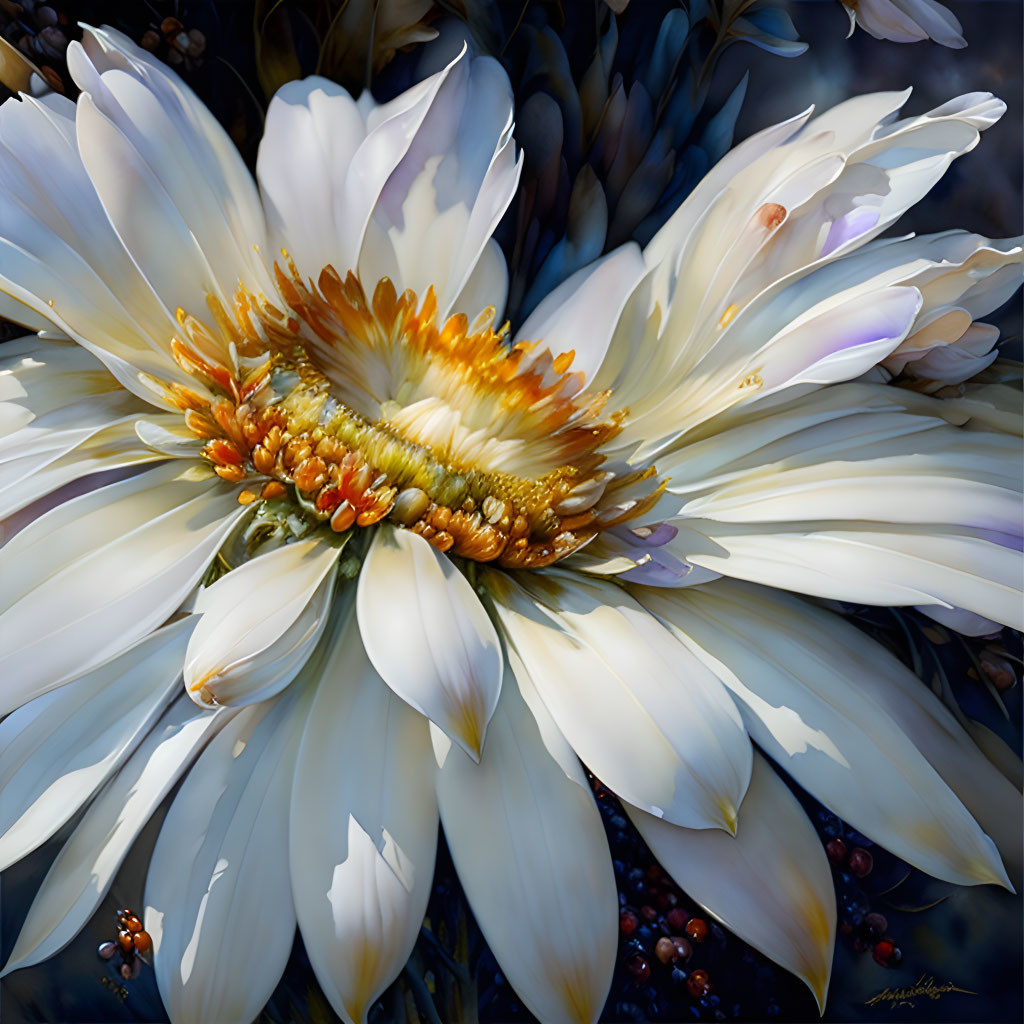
866,973,976,1009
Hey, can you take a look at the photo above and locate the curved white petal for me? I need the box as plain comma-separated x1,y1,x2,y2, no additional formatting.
636,581,1013,889
184,538,342,707
0,619,192,872
145,692,306,1024
628,753,836,1011
486,569,751,831
513,243,646,383
69,26,271,313
0,89,186,393
0,337,122,436
291,606,438,1024
0,416,164,520
662,518,1023,630
0,340,161,515
257,76,366,282
356,51,521,318
435,672,617,1024
655,385,1021,536
0,462,250,713
450,237,509,324
357,525,502,760
595,90,1005,451
0,697,228,976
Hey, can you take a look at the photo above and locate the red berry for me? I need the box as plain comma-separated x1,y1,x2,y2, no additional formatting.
120,963,133,980
133,930,152,954
125,915,142,933
646,864,665,882
656,890,678,912
655,937,677,964
864,912,887,937
666,908,687,932
640,904,658,923
669,935,693,962
685,917,709,943
825,838,848,865
619,910,639,937
117,930,134,953
849,847,874,878
626,954,651,983
687,968,711,998
873,939,896,966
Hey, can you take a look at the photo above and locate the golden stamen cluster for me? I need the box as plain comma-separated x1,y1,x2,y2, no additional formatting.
148,259,664,567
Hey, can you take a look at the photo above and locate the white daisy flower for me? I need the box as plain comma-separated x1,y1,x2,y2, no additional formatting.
1,25,1022,1024
841,0,967,48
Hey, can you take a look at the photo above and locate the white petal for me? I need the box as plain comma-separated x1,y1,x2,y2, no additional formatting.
69,27,270,309
1,697,228,976
637,581,1013,888
450,236,509,322
257,76,366,282
663,518,1023,629
514,243,646,383
656,387,1021,535
486,569,751,831
0,620,192,872
357,53,521,318
0,418,164,520
0,90,186,391
435,672,617,1024
0,337,122,433
357,525,501,760
628,753,836,1011
0,462,250,712
597,90,1004,451
145,692,306,1024
184,538,342,707
291,607,438,1024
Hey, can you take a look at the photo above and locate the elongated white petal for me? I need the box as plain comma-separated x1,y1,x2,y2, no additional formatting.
0,416,164,519
257,76,366,283
1,697,227,976
291,607,438,1024
435,672,617,1024
514,243,646,382
184,538,341,707
358,52,521,319
0,89,187,394
486,569,751,831
654,385,1021,536
0,462,250,712
145,693,306,1024
0,620,192,871
593,90,1005,452
357,525,501,760
663,518,1023,630
0,337,122,434
636,581,1013,889
69,26,271,314
629,753,836,1011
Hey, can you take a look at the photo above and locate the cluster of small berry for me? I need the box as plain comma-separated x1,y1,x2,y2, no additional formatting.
819,813,903,969
96,908,152,982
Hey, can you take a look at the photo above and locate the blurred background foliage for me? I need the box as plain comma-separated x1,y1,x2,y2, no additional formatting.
0,1,1021,1022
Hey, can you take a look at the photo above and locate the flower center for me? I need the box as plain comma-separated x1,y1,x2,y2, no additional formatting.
149,259,663,567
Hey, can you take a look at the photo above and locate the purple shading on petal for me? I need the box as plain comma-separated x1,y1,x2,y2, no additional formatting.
820,207,880,258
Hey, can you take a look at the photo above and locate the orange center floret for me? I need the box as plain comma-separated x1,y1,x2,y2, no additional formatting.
149,258,663,568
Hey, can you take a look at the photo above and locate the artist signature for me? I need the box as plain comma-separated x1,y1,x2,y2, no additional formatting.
866,973,976,1009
